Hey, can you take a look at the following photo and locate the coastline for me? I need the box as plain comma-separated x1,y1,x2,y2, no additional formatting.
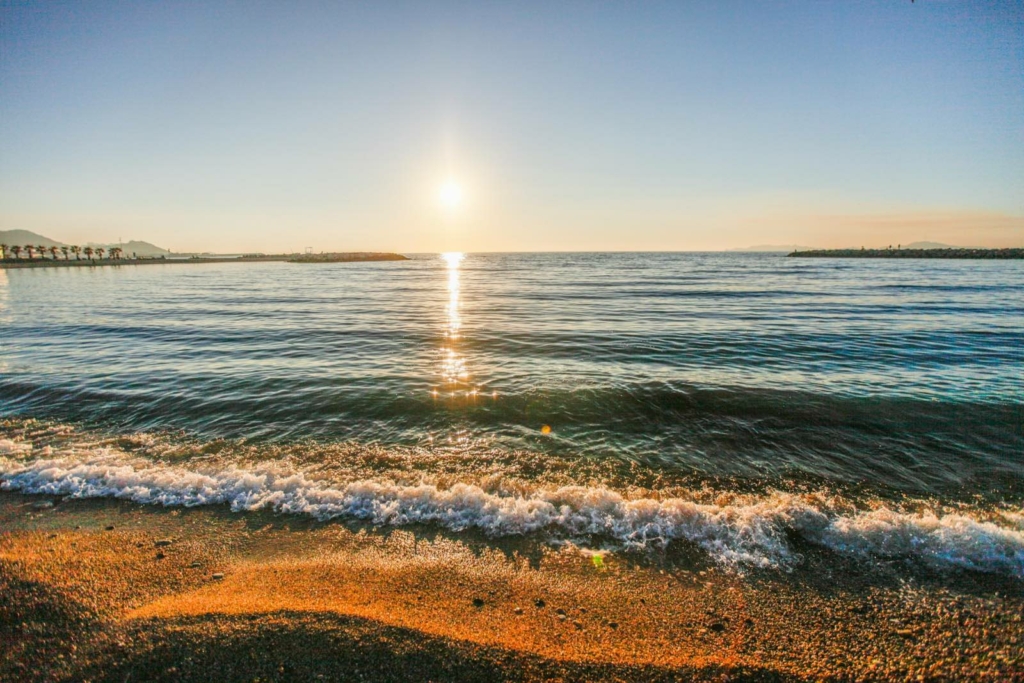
2,491,1021,682
0,253,409,269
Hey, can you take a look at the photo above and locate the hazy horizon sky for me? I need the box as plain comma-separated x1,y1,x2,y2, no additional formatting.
2,1,1022,252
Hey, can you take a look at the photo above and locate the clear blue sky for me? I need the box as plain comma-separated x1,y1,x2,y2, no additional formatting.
1,1,1021,251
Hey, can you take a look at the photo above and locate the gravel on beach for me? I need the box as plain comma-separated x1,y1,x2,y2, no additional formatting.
1,493,1021,682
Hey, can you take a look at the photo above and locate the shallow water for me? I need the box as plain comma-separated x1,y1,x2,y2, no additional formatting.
1,253,1022,573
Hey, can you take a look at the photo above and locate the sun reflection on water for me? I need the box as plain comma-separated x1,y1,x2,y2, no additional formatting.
434,253,492,407
441,252,465,386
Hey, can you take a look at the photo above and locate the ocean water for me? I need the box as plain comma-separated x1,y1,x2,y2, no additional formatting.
1,253,1022,574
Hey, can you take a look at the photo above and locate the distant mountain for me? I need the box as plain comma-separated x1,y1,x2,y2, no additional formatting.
0,229,169,256
88,240,169,257
0,229,65,248
728,244,815,252
901,241,977,250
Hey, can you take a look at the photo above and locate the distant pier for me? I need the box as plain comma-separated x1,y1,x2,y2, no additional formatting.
0,252,410,269
788,248,1023,259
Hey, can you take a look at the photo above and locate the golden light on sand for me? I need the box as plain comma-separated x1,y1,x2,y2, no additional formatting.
438,180,464,210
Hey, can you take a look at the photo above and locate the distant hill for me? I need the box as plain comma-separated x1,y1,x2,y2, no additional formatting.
0,229,65,248
728,244,815,252
901,241,978,250
88,240,169,257
0,229,169,256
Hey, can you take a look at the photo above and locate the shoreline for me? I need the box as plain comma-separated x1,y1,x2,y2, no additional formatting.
2,491,1021,681
0,253,409,269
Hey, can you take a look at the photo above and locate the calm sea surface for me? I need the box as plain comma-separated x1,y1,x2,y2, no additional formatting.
2,253,1023,574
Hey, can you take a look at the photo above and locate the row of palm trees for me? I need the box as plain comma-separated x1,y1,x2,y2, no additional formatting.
0,244,125,261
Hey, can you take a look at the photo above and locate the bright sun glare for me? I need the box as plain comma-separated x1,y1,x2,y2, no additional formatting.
438,180,464,210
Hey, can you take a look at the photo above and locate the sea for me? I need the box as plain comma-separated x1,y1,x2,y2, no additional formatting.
1,252,1022,576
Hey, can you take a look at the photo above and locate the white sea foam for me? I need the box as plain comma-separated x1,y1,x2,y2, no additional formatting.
2,447,1022,578
0,439,33,456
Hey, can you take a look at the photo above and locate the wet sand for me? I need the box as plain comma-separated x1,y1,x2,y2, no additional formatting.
1,492,1021,682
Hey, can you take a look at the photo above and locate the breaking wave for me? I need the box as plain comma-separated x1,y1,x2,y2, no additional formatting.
2,440,1022,578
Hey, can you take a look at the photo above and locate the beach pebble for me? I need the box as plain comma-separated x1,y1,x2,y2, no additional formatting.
608,622,619,629
709,622,726,632
105,525,115,531
555,608,566,616
154,539,173,547
189,561,202,568
472,598,485,608
155,552,166,560
211,572,224,580
535,599,545,608
558,614,567,621
513,607,523,615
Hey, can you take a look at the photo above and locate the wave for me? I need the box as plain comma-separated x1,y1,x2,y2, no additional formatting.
2,439,1022,578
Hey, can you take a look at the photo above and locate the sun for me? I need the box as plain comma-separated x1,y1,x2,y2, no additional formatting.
438,180,464,210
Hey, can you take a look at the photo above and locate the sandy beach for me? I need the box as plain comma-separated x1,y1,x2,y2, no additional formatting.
2,491,1021,682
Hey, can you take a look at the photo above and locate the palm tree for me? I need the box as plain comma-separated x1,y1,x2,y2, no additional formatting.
60,246,70,260
0,244,7,260
37,245,47,260
49,246,59,260
25,245,35,259
10,246,21,259
71,246,81,260
111,247,123,260
96,247,106,260
83,247,94,261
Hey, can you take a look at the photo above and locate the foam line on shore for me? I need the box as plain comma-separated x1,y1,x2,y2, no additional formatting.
2,442,1022,577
